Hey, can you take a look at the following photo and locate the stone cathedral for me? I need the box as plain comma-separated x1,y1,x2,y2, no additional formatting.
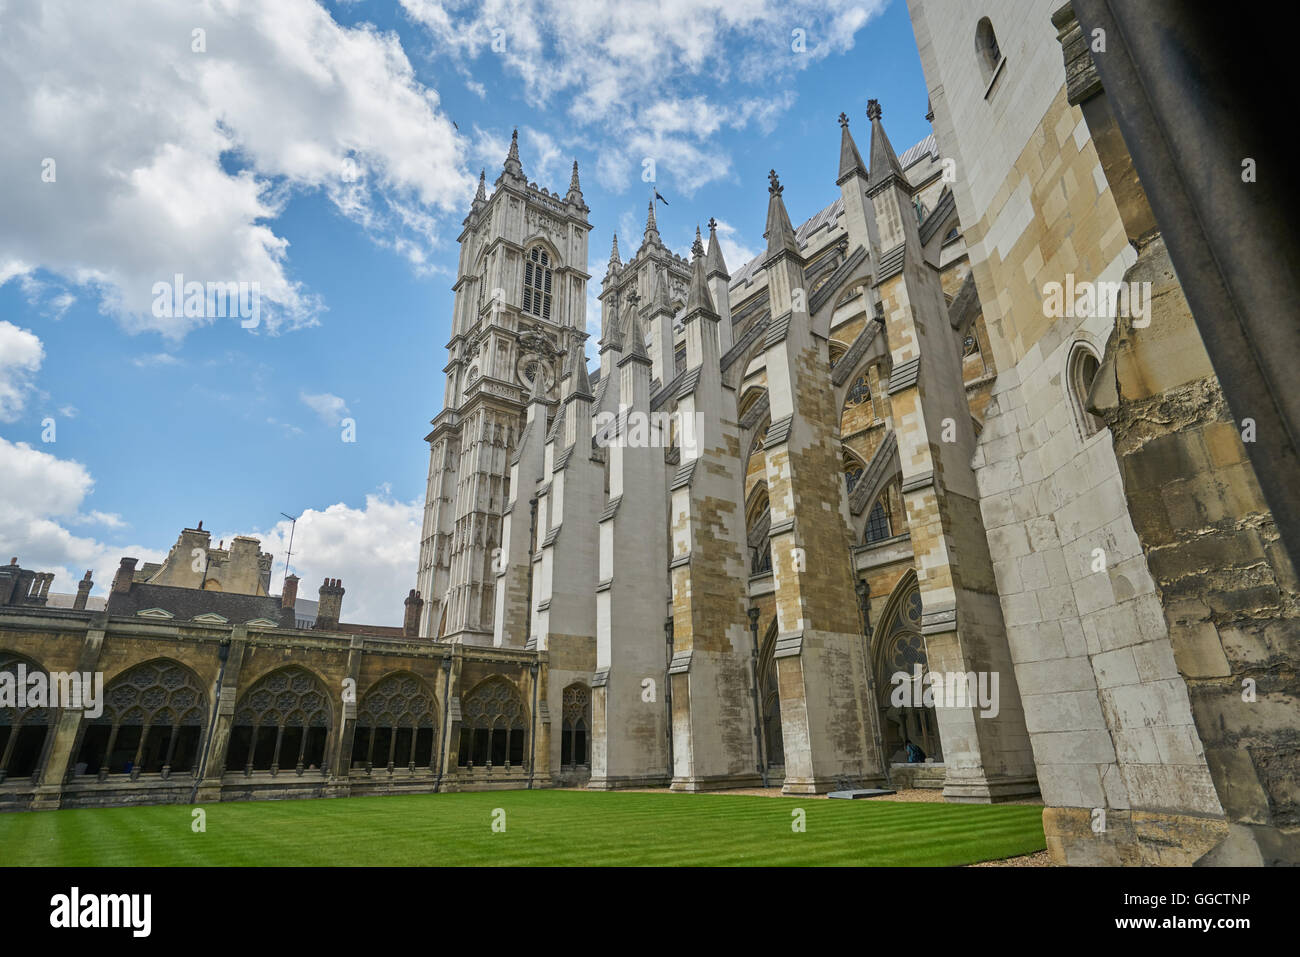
3,0,1295,867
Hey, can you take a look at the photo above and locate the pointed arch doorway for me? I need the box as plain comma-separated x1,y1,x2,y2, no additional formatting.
873,573,943,765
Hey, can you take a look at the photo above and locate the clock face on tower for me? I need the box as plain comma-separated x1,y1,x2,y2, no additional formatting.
515,354,555,393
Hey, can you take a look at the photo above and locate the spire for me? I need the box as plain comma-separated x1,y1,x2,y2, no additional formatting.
644,198,660,244
619,304,651,366
649,265,670,311
705,217,729,280
564,342,593,400
865,99,905,192
837,112,868,185
685,227,717,317
503,127,523,179
764,169,801,260
473,169,487,205
528,364,549,403
566,158,584,206
609,233,622,267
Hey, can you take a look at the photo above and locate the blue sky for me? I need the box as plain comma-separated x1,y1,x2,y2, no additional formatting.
0,0,933,623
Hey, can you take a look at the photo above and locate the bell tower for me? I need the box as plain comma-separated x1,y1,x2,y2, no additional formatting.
417,133,593,643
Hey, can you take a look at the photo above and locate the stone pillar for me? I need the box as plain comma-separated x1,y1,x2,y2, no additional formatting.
589,310,671,789
29,617,108,810
667,235,762,791
866,100,1037,801
1057,5,1300,864
194,627,248,803
759,171,885,793
493,377,552,648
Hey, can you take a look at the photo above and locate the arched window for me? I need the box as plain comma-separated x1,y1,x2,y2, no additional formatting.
226,667,331,776
0,653,51,783
352,673,438,775
458,677,526,769
845,372,871,408
1068,342,1104,438
875,581,941,763
76,659,206,780
756,622,784,769
975,18,1003,85
747,489,773,576
844,451,865,493
523,246,553,320
560,683,590,768
865,499,891,543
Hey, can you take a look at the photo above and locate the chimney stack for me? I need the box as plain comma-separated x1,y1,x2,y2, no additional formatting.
315,577,344,630
280,574,299,628
403,589,424,637
74,570,93,610
111,558,137,594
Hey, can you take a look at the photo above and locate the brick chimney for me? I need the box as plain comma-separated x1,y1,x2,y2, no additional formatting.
280,574,299,628
403,589,424,637
111,558,138,594
315,577,344,630
73,570,93,610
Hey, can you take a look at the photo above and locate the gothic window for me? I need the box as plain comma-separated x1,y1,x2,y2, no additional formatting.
225,667,331,776
844,452,865,493
76,659,206,780
944,226,961,244
457,677,526,769
963,333,980,357
522,246,553,321
829,341,848,368
976,17,1003,85
1068,342,1104,438
865,499,891,544
875,579,941,762
846,372,871,408
756,623,784,769
560,683,590,768
747,490,773,576
351,673,438,774
0,653,51,783
674,344,687,376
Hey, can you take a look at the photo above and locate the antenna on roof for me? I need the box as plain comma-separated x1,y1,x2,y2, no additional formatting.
280,512,298,590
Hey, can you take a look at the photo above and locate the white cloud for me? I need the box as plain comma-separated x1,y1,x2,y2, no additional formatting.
710,219,759,276
0,321,44,422
237,491,422,625
299,391,350,426
0,437,164,598
401,0,884,196
131,353,183,368
0,0,475,339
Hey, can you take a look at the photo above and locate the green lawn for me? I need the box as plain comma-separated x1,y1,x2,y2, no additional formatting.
0,790,1045,866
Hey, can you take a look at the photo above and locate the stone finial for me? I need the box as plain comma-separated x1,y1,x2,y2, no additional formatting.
644,197,659,240
764,170,800,258
705,217,730,281
609,232,621,265
692,225,705,259
474,169,487,204
503,127,523,178
570,159,581,191
865,97,906,190
839,111,850,128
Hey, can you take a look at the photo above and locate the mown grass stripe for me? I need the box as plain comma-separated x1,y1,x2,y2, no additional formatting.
0,791,1045,867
